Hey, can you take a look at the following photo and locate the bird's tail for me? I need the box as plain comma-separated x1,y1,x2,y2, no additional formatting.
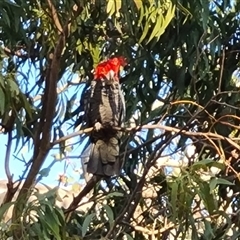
87,137,120,176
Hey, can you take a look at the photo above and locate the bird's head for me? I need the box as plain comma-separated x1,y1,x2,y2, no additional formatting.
94,57,127,83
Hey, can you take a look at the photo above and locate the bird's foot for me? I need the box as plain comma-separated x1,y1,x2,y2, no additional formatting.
94,122,102,131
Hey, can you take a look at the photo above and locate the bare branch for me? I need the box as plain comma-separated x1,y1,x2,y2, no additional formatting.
218,48,225,94
12,7,67,236
46,0,63,33
11,4,85,236
2,131,18,205
123,221,175,235
64,175,101,220
33,82,70,102
52,123,240,152
2,46,28,58
51,127,93,146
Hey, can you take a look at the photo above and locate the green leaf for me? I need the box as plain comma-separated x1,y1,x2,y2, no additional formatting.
82,213,95,237
193,159,214,166
209,178,234,193
20,93,33,118
137,3,145,27
198,182,216,214
124,232,134,240
170,181,178,221
200,0,209,31
203,220,215,239
46,204,61,226
208,162,225,171
106,0,117,16
35,187,58,202
192,159,224,171
29,222,44,238
54,207,65,226
0,202,13,220
43,210,61,240
37,210,60,240
4,0,20,7
1,9,11,27
103,205,114,228
105,192,124,198
38,167,51,178
0,86,5,114
139,20,150,43
147,13,163,43
9,80,20,95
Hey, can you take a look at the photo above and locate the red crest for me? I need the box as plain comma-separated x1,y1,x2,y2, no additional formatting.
94,57,127,80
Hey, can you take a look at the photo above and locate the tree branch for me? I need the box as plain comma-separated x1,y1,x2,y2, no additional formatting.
122,221,175,235
11,4,85,237
51,127,93,146
16,35,65,200
12,4,67,236
52,124,240,152
64,175,101,221
218,48,225,94
2,46,28,58
46,0,63,33
2,131,18,204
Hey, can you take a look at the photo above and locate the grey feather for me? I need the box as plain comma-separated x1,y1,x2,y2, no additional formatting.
85,78,125,176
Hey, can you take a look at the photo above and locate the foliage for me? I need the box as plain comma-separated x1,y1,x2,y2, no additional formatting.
0,0,240,239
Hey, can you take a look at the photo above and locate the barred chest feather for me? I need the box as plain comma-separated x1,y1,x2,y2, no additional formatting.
88,79,124,130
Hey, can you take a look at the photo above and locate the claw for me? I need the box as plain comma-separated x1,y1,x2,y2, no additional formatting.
94,122,102,131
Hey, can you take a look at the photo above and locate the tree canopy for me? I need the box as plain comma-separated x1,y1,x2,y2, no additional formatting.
1,0,240,239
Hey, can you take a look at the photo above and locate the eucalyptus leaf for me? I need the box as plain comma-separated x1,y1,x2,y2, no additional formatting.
82,213,95,237
103,205,114,228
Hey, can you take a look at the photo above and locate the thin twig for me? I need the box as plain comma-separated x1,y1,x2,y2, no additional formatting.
170,100,216,122
122,221,175,235
218,48,225,94
2,46,28,58
2,131,18,205
211,100,240,110
51,127,93,146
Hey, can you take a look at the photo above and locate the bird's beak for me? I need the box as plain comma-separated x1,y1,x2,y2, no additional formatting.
105,70,116,84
